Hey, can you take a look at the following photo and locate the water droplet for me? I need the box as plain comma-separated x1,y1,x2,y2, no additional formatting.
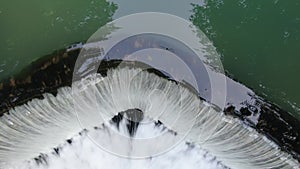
283,31,290,38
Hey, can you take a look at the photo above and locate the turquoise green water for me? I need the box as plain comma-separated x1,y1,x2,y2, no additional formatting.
0,0,299,119
190,0,300,118
0,0,117,78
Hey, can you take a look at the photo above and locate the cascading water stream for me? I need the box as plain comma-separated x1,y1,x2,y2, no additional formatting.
0,67,299,169
4,110,228,169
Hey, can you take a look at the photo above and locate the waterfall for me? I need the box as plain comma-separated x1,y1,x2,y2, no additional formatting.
0,67,299,169
3,111,227,169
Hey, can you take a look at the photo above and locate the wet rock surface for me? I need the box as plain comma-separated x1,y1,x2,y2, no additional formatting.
111,109,144,137
0,49,79,114
225,98,300,161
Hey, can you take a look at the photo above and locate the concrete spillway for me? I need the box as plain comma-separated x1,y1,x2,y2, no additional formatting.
0,67,299,169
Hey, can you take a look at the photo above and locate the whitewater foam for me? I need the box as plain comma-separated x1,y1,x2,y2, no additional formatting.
3,114,227,169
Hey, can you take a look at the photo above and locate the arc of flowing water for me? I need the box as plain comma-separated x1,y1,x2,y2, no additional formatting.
0,67,299,169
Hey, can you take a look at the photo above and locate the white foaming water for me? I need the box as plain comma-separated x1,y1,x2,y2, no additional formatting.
0,67,299,169
4,117,226,169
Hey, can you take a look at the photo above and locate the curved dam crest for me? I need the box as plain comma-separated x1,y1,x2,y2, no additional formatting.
0,67,299,169
0,46,299,162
